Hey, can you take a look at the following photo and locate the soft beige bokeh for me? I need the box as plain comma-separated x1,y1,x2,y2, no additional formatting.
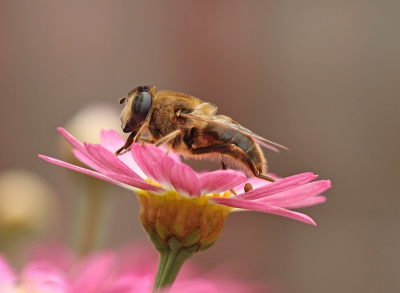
0,168,60,235
59,103,124,165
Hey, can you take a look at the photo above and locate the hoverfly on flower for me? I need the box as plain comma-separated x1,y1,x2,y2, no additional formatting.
116,86,287,182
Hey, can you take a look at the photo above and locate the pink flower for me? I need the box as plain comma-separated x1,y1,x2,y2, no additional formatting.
0,243,273,293
0,248,153,293
0,255,70,293
39,128,329,226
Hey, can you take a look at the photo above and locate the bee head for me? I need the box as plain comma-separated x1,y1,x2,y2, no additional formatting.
119,86,154,133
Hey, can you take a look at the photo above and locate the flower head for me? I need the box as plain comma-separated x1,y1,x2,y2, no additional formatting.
39,128,329,250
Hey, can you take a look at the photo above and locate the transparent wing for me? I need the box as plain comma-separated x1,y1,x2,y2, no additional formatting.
179,112,288,152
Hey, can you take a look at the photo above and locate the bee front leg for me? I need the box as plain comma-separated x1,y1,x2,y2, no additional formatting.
154,129,181,147
115,122,150,156
132,122,149,143
115,132,135,155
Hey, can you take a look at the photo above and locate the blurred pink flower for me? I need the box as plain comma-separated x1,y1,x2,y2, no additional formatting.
0,254,70,293
0,243,272,293
39,128,329,226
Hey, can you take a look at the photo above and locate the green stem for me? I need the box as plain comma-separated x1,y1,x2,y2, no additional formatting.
150,234,197,292
70,175,113,255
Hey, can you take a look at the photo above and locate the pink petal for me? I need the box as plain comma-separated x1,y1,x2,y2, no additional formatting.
211,198,316,225
0,255,17,284
258,180,331,206
171,280,218,293
162,147,182,164
26,282,68,293
61,128,146,179
166,156,200,197
118,154,148,179
72,251,115,293
198,170,247,195
20,260,69,292
73,149,106,171
58,127,87,154
233,176,273,194
236,172,318,200
58,127,112,173
39,155,125,186
102,171,164,193
39,155,161,193
100,129,182,177
28,243,75,272
102,274,153,293
100,129,126,152
100,130,147,177
84,143,142,179
131,144,171,187
283,195,327,209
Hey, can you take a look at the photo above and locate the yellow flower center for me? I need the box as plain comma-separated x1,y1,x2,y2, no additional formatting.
136,181,233,251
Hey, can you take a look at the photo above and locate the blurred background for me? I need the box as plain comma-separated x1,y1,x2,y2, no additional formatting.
1,1,399,292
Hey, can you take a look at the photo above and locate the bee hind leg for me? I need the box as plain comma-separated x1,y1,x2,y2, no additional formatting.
220,161,237,195
190,143,276,182
256,173,277,182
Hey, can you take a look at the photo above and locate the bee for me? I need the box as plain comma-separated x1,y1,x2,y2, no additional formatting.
115,85,287,182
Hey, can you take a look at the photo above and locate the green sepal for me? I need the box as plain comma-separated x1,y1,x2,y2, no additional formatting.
197,241,215,252
184,230,200,247
156,219,169,240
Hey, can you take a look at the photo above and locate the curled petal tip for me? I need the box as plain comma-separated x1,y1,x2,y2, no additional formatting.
57,127,68,135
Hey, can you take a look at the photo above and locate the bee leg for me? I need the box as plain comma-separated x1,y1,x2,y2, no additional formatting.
257,173,277,182
154,129,181,147
115,146,124,155
115,132,135,155
190,144,276,182
218,162,237,195
138,137,156,144
133,122,149,143
115,123,150,156
164,146,173,155
115,147,132,155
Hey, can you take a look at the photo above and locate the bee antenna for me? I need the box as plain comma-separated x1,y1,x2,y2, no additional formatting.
118,97,126,104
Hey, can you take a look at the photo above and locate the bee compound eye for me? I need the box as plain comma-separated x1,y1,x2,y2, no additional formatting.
131,91,152,123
